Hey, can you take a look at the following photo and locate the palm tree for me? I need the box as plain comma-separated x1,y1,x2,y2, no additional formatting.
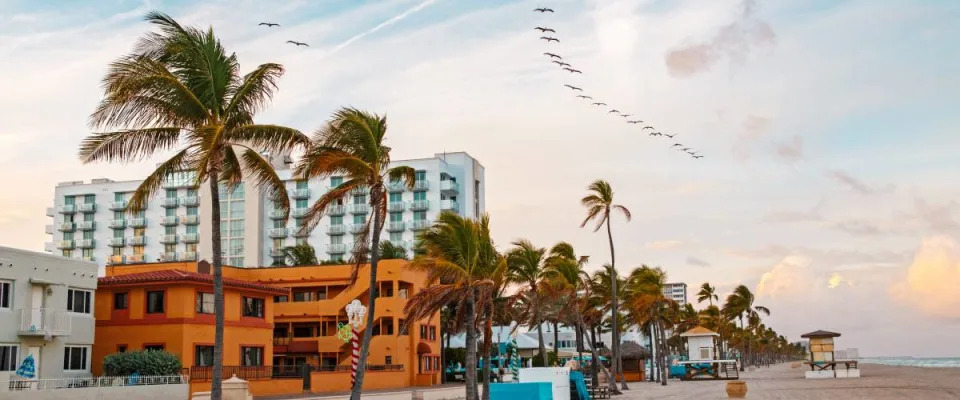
403,213,499,400
79,12,307,400
282,243,318,266
696,283,718,307
624,265,673,386
506,240,548,366
295,107,415,399
580,180,631,391
723,285,770,371
379,241,409,260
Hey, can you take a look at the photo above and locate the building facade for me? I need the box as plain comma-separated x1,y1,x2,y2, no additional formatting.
662,282,688,306
45,152,484,271
0,246,98,381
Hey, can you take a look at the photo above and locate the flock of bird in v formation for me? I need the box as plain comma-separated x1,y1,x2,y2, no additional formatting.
533,7,703,159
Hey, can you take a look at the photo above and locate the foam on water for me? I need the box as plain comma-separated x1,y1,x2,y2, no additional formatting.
860,357,960,368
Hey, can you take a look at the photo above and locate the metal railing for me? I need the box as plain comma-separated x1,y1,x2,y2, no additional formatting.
78,203,96,213
187,366,271,381
57,240,75,250
18,308,71,336
180,215,200,225
180,252,197,261
109,201,127,211
440,200,459,211
126,254,145,263
327,224,346,235
129,218,147,228
291,208,309,218
160,216,179,226
58,222,76,232
386,221,405,232
128,236,146,245
76,221,96,231
412,181,429,192
387,202,405,212
350,186,368,196
387,181,406,193
269,248,285,258
327,243,349,254
440,180,460,193
327,205,346,216
269,210,286,219
77,239,95,249
109,238,126,247
409,200,430,211
349,224,367,234
348,203,369,214
58,205,77,214
269,228,288,238
160,252,178,262
4,375,187,391
408,220,430,231
109,219,127,229
291,188,312,199
181,196,199,206
160,234,179,244
161,198,179,208
182,233,199,243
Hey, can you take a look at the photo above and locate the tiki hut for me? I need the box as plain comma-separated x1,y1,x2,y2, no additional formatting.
621,340,651,381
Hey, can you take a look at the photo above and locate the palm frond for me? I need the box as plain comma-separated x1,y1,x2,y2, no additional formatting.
224,63,284,125
127,149,190,214
240,148,290,219
79,127,182,163
227,124,309,153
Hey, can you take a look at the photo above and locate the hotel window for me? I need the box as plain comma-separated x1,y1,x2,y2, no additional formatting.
415,170,426,181
353,214,366,225
331,215,343,225
165,189,177,199
187,206,198,216
429,326,437,341
133,245,145,256
195,346,214,366
385,355,392,365
63,346,89,371
274,295,288,303
241,347,264,366
413,191,426,201
0,345,17,371
389,193,402,203
146,291,164,313
293,291,314,302
330,235,343,245
389,232,402,242
296,180,308,189
117,345,127,353
165,207,176,217
413,211,427,221
0,280,11,309
67,289,92,314
82,249,93,259
242,297,265,318
114,192,124,202
293,326,313,338
113,292,128,310
84,194,95,204
330,176,343,187
352,195,365,205
144,344,164,351
196,292,214,314
295,199,308,209
62,249,73,258
390,212,402,222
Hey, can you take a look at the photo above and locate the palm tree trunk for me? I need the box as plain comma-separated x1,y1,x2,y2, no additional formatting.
481,307,493,400
553,321,559,365
464,289,479,400
350,189,384,400
658,317,668,386
440,326,447,384
604,217,622,392
208,173,224,400
577,315,612,386
576,324,583,369
739,316,745,372
536,320,547,367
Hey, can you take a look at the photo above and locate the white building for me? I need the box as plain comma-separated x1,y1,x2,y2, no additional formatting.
45,152,484,270
0,246,98,381
663,282,688,306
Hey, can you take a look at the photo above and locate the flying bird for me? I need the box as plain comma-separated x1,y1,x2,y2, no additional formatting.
534,8,555,13
608,109,620,114
564,84,583,91
535,27,556,33
671,143,682,147
627,120,642,124
592,102,607,106
552,61,571,67
543,52,562,59
649,132,662,137
563,67,582,74
286,40,308,47
576,95,593,99
619,113,632,118
540,36,560,43
693,155,704,159
642,126,654,130
259,22,280,27
681,147,691,152
664,134,676,138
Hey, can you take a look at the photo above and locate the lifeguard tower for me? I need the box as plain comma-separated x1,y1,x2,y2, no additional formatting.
678,327,738,380
801,330,859,378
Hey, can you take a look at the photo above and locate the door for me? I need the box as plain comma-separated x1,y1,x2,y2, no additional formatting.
30,285,44,330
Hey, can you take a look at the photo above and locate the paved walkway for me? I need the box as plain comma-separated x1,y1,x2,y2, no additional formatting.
257,383,465,400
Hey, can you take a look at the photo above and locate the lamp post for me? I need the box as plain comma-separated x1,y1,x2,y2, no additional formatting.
345,299,367,387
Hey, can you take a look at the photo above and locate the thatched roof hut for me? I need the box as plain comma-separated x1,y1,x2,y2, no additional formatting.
620,341,650,360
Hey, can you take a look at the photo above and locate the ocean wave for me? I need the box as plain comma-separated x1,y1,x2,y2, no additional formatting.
860,358,960,368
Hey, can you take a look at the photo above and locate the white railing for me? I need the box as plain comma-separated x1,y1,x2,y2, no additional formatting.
18,308,70,336
409,200,430,211
386,221,406,232
412,181,429,191
387,202,406,212
440,199,459,211
440,180,460,193
327,224,346,235
327,205,346,216
348,203,369,214
4,375,188,391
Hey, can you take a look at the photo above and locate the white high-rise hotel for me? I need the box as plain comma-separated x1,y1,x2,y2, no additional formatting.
45,152,484,270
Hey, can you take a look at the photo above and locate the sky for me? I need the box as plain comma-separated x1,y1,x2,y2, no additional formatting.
1,0,959,357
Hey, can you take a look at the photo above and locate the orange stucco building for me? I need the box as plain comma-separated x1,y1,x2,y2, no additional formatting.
94,260,442,396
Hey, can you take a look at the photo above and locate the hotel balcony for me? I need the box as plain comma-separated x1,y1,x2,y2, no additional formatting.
128,236,146,246
18,309,71,337
291,208,309,218
292,228,310,238
58,205,76,214
408,220,430,231
327,224,346,236
56,240,75,250
349,224,367,234
46,207,55,217
350,186,368,196
269,228,289,239
182,233,199,244
126,254,146,264
159,234,179,244
163,179,198,189
386,221,405,233
180,252,198,261
409,200,430,211
109,201,127,211
107,255,125,265
290,188,311,199
129,217,147,228
412,181,429,192
108,238,126,247
78,203,96,213
58,222,76,232
269,210,287,220
326,243,349,254
440,180,460,194
348,204,369,214
161,198,179,208
76,221,96,231
44,225,53,235
180,215,200,225
160,252,178,262
160,216,179,226
387,202,405,212
269,248,285,258
327,205,346,216
181,196,199,207
108,219,127,229
77,239,95,249
387,182,406,193
440,199,459,212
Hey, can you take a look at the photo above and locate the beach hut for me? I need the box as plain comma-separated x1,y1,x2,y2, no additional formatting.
800,330,859,378
680,326,719,361
620,341,649,381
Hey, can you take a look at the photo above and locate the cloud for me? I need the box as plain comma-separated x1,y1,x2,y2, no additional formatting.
732,114,772,160
686,256,711,267
644,240,684,250
756,255,811,299
827,272,853,289
911,198,960,233
665,0,776,77
775,135,803,163
827,170,891,195
890,236,960,319
833,219,882,236
763,199,823,223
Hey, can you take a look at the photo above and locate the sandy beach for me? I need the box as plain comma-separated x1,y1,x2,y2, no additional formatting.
619,363,960,399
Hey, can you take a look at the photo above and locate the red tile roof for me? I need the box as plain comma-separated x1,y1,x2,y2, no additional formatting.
99,269,287,294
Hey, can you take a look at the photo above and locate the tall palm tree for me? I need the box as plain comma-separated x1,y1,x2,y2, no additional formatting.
79,12,307,400
696,282,718,307
506,240,548,366
295,107,415,399
624,265,673,386
403,213,499,400
283,243,318,266
723,285,770,371
580,180,631,391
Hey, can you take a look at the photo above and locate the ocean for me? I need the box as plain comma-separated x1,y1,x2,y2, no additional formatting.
860,357,960,368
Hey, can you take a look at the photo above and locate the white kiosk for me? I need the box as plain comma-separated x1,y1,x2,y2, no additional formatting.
678,327,738,380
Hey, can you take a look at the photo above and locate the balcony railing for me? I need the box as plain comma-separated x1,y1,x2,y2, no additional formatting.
77,239,95,249
181,196,199,206
108,255,125,265
348,204,369,214
269,248,285,258
108,219,126,229
387,202,405,212
269,209,286,220
440,180,460,193
292,227,310,238
180,215,200,225
58,222,76,232
109,238,126,247
76,221,96,231
180,251,197,261
128,236,146,246
269,228,288,238
408,220,430,231
327,243,349,254
327,224,346,235
160,252,178,262
78,203,96,213
440,199,459,212
160,198,179,208
160,216,179,226
129,217,147,228
412,181,429,192
291,188,311,199
182,233,199,243
160,234,178,244
409,200,430,211
187,366,271,381
387,181,406,193
18,308,71,337
56,240,75,250
291,208,309,218
58,204,76,214
350,186,368,196
386,221,405,232
126,254,145,264
327,205,346,216
109,201,127,211
349,224,367,234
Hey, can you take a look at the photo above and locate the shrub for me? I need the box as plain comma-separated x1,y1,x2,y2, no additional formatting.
102,350,182,376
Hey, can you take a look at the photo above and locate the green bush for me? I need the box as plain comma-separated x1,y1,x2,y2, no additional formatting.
102,350,182,376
